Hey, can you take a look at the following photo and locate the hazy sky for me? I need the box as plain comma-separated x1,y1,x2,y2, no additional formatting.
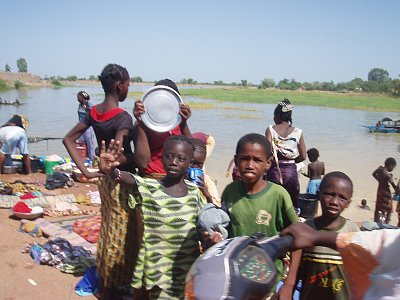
1,0,399,84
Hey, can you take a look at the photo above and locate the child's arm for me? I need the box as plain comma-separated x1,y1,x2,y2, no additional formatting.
99,139,135,185
372,167,381,181
63,122,102,178
389,174,398,193
321,161,325,175
225,158,235,178
302,164,310,177
295,133,307,163
179,103,192,137
278,250,302,300
132,100,151,171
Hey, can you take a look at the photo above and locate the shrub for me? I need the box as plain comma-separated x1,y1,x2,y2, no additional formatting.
51,79,62,87
14,80,25,89
0,79,10,90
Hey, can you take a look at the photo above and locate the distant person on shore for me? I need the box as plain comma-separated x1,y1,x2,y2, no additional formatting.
359,199,371,211
225,157,241,181
372,157,398,223
302,148,325,195
76,91,96,162
0,114,31,174
279,171,359,300
133,79,192,178
63,64,137,300
396,178,400,227
265,98,307,209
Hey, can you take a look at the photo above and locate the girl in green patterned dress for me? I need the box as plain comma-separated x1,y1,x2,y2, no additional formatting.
99,136,220,300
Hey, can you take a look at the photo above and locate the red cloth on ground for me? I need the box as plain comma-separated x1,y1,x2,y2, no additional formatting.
19,193,38,200
13,201,32,213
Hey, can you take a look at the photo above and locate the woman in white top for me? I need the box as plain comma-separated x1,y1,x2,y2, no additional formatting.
265,99,306,209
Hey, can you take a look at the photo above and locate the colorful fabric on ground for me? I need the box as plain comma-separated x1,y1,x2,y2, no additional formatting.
75,266,99,296
0,193,76,208
20,218,97,254
73,216,101,243
129,175,204,299
96,176,143,288
20,221,43,237
298,217,359,300
221,180,298,278
24,238,96,275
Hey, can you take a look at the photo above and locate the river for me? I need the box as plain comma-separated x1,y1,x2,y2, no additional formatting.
1,85,399,204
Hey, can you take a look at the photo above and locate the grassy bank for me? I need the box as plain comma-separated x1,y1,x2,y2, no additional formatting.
180,87,400,112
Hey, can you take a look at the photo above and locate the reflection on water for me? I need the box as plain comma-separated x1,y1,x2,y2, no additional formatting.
1,86,399,201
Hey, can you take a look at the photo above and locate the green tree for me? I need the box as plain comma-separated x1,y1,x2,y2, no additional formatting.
187,78,196,85
368,68,390,83
5,64,11,72
213,80,225,85
131,76,143,83
240,79,248,87
66,75,77,81
16,58,28,72
259,78,275,89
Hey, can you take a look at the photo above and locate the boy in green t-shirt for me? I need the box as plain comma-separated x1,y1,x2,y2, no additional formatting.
220,133,299,298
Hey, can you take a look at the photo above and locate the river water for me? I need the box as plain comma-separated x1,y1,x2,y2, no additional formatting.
1,85,399,203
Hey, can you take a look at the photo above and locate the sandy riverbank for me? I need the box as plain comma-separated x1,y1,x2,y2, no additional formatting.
0,172,98,300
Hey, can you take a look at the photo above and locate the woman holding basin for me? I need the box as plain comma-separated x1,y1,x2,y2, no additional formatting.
133,79,192,178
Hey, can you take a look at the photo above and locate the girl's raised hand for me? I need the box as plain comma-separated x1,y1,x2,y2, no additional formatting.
179,103,191,122
133,100,146,122
99,139,123,175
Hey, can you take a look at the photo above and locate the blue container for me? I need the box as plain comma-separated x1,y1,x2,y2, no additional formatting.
187,168,204,185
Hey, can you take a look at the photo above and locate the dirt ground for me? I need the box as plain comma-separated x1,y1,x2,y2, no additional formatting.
0,172,98,300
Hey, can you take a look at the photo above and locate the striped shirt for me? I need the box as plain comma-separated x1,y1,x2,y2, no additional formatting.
129,176,204,299
298,217,359,300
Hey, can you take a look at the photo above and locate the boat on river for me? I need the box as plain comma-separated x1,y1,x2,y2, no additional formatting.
0,98,22,106
363,118,400,133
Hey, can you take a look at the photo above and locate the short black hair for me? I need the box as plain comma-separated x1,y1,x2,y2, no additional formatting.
163,135,194,155
384,157,396,167
235,133,271,158
77,91,90,100
155,79,180,95
307,148,319,158
98,64,129,94
190,138,207,155
274,98,293,125
320,171,353,197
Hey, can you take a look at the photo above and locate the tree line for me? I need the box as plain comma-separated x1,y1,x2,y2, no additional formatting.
3,58,400,96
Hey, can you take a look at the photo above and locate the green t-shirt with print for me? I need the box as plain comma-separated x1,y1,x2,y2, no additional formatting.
221,180,298,276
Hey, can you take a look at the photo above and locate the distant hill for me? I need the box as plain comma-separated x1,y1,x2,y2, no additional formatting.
0,72,49,87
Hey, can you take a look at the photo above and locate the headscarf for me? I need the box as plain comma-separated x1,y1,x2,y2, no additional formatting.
7,114,29,130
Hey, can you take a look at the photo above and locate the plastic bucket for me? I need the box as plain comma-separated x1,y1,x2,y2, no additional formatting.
299,193,319,219
44,160,60,175
30,157,42,173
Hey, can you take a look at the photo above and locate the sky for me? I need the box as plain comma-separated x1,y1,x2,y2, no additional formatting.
1,0,399,84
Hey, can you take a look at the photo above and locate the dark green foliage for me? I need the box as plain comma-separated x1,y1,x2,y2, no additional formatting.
16,58,28,72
